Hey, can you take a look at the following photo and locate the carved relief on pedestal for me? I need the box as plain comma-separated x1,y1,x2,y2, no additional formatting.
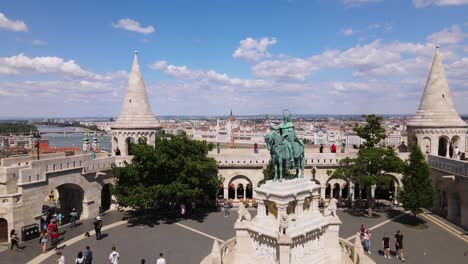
249,232,278,264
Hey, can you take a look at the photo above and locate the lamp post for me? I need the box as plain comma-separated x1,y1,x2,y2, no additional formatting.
34,131,41,160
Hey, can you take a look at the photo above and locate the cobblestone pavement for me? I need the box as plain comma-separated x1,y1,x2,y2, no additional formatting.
1,207,467,264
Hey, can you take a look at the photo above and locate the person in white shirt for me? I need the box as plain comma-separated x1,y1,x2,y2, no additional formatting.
56,251,65,264
156,253,166,264
109,246,120,264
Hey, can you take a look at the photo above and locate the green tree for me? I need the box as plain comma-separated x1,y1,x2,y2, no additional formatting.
334,115,404,216
399,144,435,216
0,123,37,134
112,134,220,208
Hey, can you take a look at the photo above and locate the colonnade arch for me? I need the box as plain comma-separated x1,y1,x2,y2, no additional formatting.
228,175,253,200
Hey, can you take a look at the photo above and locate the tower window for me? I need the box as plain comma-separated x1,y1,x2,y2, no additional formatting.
442,94,444,98
129,99,132,103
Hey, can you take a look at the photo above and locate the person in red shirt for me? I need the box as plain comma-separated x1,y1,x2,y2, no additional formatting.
47,221,57,234
50,231,60,251
330,144,337,153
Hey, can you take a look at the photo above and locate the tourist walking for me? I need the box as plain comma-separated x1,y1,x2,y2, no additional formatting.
359,224,365,235
50,230,60,251
109,246,120,264
39,230,48,254
69,208,78,228
156,253,167,264
56,251,65,264
9,229,20,252
93,216,102,240
223,199,230,217
363,229,371,254
395,230,405,262
382,232,391,259
84,246,93,264
75,251,85,264
57,212,63,226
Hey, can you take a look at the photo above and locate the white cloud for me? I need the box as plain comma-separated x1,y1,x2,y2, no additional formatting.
426,25,466,45
342,28,354,36
32,39,48,45
413,0,468,8
0,12,27,32
112,18,155,34
342,0,384,7
232,37,277,62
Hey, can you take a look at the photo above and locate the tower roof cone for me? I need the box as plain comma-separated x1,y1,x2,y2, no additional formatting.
407,46,466,128
112,51,159,129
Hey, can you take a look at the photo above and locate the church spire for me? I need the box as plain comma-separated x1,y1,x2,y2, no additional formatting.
112,51,159,129
407,46,466,127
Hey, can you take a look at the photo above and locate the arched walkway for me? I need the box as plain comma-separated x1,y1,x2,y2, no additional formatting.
423,137,431,154
228,175,253,201
125,137,136,156
438,136,449,157
0,218,7,243
101,184,113,213
43,184,85,225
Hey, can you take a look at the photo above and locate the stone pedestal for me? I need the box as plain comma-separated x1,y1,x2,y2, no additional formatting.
223,178,344,264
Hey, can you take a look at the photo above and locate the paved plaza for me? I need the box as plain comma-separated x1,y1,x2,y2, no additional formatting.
0,207,466,264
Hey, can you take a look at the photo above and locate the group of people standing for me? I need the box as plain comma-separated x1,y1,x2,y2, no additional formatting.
359,224,405,262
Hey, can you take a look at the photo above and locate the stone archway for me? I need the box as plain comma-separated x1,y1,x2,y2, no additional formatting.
112,137,119,155
228,183,235,200
0,218,7,243
229,175,253,201
423,137,431,154
332,183,340,199
438,136,449,157
47,183,85,224
125,137,136,156
325,184,331,199
451,136,461,158
101,184,113,213
236,184,244,199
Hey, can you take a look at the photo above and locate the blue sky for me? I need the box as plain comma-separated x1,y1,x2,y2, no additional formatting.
1,0,468,117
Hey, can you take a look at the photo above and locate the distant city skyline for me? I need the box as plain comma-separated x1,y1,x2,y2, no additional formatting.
1,0,468,117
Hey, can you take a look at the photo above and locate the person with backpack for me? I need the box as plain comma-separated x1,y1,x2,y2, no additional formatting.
84,245,93,264
93,216,102,240
69,208,78,228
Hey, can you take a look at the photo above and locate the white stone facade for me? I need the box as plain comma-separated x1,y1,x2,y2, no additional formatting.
0,152,114,241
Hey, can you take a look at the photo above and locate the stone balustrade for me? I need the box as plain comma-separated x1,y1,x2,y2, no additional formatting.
339,238,360,264
427,155,468,178
115,155,133,167
201,237,364,264
14,153,114,186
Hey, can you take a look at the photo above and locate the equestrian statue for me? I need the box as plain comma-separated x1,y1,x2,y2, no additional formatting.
264,110,305,181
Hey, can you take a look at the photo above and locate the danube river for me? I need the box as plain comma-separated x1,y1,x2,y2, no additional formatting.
37,125,112,152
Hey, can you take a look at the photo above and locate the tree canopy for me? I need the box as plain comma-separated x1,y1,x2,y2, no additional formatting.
112,134,220,208
0,123,37,134
399,144,435,216
333,115,404,215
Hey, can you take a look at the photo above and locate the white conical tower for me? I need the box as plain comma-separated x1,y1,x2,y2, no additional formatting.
407,46,467,156
111,51,161,156
112,51,159,129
